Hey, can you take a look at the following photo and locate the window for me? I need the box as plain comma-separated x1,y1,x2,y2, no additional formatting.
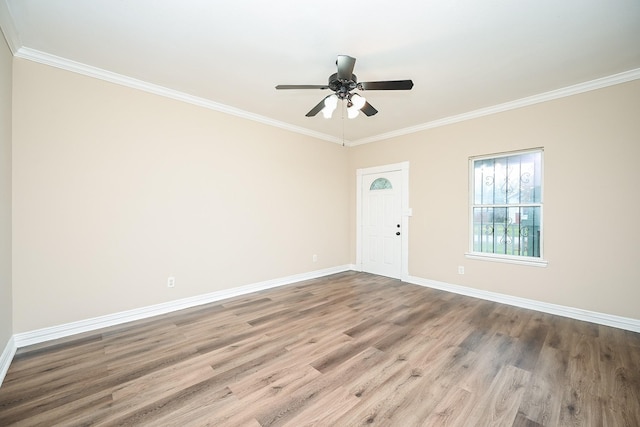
467,149,546,266
370,177,393,190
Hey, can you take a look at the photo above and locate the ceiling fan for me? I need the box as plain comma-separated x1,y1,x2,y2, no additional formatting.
276,55,413,119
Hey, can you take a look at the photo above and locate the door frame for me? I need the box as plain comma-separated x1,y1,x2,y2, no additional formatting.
356,161,410,280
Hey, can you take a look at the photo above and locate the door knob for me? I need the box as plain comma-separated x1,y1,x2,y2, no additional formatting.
396,232,401,236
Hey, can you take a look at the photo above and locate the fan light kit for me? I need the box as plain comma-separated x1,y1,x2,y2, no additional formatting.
276,55,413,119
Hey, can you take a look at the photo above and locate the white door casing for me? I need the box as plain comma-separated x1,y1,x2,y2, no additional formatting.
356,162,410,280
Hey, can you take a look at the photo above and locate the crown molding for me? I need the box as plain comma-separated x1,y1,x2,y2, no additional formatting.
0,0,20,53
9,45,640,147
14,47,344,145
349,67,640,146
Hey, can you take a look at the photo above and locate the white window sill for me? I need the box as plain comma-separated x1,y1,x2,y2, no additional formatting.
464,252,549,267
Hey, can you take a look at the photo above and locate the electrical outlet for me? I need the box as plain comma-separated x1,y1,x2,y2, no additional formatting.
167,276,175,288
312,254,318,262
458,266,465,275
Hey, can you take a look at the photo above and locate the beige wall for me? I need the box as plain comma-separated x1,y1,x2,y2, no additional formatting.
12,59,350,332
349,80,640,319
9,56,640,334
0,35,12,350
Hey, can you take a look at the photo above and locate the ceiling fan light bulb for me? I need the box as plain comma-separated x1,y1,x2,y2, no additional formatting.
320,95,338,118
347,106,360,119
324,95,338,109
351,94,366,110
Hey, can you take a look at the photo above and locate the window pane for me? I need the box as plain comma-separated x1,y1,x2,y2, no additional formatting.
532,151,542,203
505,155,520,204
474,159,495,205
474,152,542,206
505,152,541,204
472,206,541,257
519,206,541,257
494,157,508,204
370,177,392,191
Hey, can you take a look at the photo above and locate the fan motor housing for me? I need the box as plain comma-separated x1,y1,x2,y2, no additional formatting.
328,73,358,98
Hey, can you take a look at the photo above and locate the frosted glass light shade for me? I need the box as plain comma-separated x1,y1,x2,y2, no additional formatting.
347,107,360,119
321,95,338,118
351,94,366,109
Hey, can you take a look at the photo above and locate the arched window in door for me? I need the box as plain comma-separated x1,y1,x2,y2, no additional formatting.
370,177,392,190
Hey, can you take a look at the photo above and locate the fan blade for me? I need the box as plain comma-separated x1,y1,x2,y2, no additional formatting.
359,80,414,90
276,84,329,90
337,55,356,81
360,102,378,117
305,95,332,117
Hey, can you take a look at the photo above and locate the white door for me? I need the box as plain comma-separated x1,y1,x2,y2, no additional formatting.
361,170,403,278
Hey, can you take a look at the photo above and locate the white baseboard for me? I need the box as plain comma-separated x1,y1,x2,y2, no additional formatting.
13,265,352,348
0,335,17,387
6,267,639,375
407,275,640,333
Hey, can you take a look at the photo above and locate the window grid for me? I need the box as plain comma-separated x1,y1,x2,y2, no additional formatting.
470,149,543,260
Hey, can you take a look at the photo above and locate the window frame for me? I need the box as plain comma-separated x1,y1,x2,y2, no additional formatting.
465,148,548,267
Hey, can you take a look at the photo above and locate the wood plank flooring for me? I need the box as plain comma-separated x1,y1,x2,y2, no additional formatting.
1,271,639,426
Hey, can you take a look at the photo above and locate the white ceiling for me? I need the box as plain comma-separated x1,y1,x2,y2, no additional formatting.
1,0,640,144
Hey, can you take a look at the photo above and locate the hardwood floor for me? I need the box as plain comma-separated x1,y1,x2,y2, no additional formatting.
1,271,639,426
